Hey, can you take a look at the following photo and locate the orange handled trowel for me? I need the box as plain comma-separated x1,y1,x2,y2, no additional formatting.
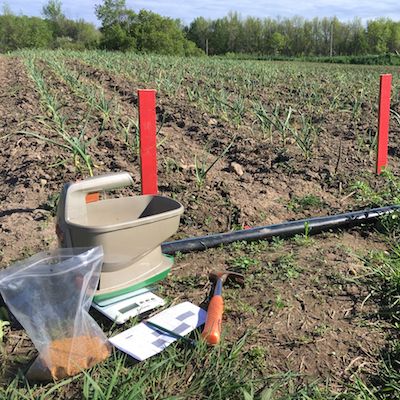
201,270,244,345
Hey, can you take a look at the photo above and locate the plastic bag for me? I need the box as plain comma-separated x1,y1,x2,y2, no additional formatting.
0,247,111,381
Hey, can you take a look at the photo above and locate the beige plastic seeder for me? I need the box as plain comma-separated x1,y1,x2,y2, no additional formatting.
56,172,184,302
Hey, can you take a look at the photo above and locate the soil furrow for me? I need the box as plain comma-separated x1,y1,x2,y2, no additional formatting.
36,58,139,178
0,56,59,265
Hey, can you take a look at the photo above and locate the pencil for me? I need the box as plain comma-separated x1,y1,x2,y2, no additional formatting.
144,320,196,347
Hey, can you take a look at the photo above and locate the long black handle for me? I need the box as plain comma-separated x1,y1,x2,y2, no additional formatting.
162,206,399,255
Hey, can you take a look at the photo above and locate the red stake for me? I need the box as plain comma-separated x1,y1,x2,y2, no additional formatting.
138,89,158,195
376,74,392,175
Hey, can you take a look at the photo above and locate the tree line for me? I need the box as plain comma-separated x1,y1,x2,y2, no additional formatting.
1,0,400,58
187,13,400,56
0,1,100,52
0,0,201,55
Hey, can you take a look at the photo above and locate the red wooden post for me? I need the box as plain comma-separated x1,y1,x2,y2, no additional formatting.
138,89,158,195
376,74,392,175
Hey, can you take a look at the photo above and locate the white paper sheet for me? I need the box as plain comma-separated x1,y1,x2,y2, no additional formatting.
109,301,207,361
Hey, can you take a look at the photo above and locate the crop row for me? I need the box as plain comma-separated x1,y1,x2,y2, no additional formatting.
55,50,400,160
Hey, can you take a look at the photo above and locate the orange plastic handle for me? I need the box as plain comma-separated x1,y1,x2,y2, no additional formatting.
201,295,223,345
85,192,100,203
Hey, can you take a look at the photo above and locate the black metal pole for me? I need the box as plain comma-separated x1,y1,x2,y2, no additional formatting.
161,206,399,255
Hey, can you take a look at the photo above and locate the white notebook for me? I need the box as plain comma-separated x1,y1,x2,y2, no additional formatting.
109,301,207,361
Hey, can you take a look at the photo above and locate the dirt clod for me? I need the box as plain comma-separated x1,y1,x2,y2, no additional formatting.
230,161,244,176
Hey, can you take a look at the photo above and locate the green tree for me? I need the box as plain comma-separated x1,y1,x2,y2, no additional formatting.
42,0,64,21
270,32,286,54
74,20,101,49
95,0,202,55
241,17,263,54
25,17,53,48
95,0,130,29
347,18,368,55
367,19,391,53
388,21,400,53
226,12,242,52
281,16,304,56
187,17,211,54
52,18,100,49
101,23,136,50
132,10,201,55
1,2,12,16
42,0,65,37
0,14,52,52
301,20,314,55
209,18,229,54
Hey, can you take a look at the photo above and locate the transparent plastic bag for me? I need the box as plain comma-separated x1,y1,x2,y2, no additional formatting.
0,247,111,381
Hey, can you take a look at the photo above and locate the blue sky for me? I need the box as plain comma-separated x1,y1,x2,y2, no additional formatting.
3,0,400,26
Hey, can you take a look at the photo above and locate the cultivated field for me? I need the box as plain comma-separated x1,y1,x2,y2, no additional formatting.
1,50,400,399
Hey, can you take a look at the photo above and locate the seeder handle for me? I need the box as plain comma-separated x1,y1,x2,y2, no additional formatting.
64,172,134,224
